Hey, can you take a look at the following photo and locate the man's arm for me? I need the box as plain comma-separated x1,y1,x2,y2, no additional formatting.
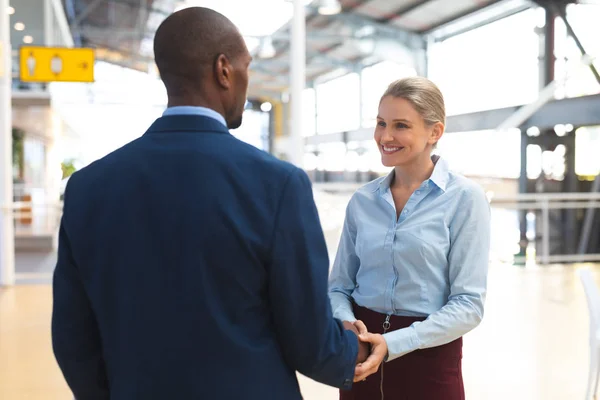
52,179,109,400
267,167,359,390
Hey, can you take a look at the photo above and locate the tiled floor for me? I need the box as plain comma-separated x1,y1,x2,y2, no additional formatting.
0,191,596,399
0,285,73,400
1,263,594,399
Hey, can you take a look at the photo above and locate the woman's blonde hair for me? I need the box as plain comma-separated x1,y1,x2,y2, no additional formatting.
381,76,446,127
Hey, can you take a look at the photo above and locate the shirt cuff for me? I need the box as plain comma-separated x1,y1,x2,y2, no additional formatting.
334,310,357,324
329,292,357,323
340,328,358,391
382,325,421,362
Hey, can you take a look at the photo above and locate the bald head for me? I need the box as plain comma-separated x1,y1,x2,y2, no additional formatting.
154,7,252,128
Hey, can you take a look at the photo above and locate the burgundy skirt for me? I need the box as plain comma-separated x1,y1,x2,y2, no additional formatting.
340,303,464,400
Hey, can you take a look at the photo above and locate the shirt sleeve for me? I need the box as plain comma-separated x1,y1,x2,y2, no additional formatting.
383,185,491,362
328,196,360,323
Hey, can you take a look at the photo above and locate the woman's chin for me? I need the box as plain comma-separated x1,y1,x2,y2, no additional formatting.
381,153,402,168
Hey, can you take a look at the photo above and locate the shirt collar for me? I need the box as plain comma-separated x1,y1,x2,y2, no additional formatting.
377,169,395,192
376,155,449,193
429,155,449,191
162,106,227,128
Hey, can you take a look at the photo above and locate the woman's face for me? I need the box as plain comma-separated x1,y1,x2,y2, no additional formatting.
374,96,443,168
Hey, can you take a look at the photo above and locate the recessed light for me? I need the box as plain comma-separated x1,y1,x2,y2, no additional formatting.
318,0,341,15
7,6,15,15
260,102,272,112
14,22,24,31
23,35,33,44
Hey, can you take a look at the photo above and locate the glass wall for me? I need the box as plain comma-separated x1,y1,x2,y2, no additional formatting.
436,129,522,178
50,62,168,166
23,137,46,187
555,4,600,98
302,6,600,180
315,142,347,172
231,110,270,151
575,126,600,177
428,9,540,116
302,88,316,137
316,72,360,135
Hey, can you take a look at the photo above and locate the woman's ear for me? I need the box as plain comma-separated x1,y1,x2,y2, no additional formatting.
429,121,444,146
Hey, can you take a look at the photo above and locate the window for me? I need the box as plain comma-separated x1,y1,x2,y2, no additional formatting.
302,88,316,137
428,9,540,115
436,129,522,178
316,73,360,134
555,4,600,98
576,126,600,177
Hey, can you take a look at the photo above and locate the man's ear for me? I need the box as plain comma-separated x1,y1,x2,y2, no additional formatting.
214,54,232,90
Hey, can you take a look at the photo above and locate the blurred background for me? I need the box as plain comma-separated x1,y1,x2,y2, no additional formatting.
0,0,599,399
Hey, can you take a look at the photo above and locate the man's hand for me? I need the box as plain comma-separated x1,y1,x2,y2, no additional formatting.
353,333,388,382
342,320,370,364
342,320,358,335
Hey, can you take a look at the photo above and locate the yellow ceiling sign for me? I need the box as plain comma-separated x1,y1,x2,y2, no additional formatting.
19,46,95,83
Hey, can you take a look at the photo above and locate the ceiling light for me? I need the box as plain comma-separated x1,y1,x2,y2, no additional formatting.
260,102,272,112
554,124,567,137
318,0,341,15
526,126,540,137
7,6,14,15
14,21,24,31
23,35,33,44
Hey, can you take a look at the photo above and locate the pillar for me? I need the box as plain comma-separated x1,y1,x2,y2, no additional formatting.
0,0,15,285
289,0,305,168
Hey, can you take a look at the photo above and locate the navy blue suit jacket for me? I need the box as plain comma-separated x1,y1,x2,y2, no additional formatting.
51,115,358,400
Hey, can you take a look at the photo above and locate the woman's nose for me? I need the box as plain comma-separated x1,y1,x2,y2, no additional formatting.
380,129,394,142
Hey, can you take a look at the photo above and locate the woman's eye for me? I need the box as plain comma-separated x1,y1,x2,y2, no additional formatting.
396,123,408,129
377,121,386,127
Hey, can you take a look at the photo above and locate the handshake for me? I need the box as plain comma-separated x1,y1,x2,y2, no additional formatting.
342,320,388,382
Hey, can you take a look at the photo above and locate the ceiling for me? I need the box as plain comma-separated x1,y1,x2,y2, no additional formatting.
60,0,536,99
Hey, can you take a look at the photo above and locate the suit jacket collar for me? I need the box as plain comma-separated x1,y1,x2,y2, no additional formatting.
145,115,230,135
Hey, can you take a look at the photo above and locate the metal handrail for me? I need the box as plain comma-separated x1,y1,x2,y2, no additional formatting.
0,202,63,211
489,192,600,265
490,192,600,201
1,191,598,265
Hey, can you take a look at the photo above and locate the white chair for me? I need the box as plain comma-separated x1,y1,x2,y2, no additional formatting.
579,268,600,400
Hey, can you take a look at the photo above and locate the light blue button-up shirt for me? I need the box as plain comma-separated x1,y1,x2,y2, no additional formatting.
163,106,227,127
328,156,491,362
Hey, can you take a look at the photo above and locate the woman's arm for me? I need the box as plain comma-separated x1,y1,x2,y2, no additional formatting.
329,197,361,323
382,185,491,362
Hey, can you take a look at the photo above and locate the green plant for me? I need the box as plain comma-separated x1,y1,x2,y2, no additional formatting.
11,127,25,181
61,159,77,180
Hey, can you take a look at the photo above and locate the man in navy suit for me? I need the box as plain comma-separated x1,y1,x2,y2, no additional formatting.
51,7,386,400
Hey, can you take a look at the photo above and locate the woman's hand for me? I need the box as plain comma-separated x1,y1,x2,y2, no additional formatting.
353,320,368,335
353,333,388,382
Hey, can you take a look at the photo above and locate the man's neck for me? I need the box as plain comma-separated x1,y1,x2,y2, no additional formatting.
168,96,225,114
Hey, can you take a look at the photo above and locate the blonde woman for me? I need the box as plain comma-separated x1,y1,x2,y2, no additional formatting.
329,77,491,399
